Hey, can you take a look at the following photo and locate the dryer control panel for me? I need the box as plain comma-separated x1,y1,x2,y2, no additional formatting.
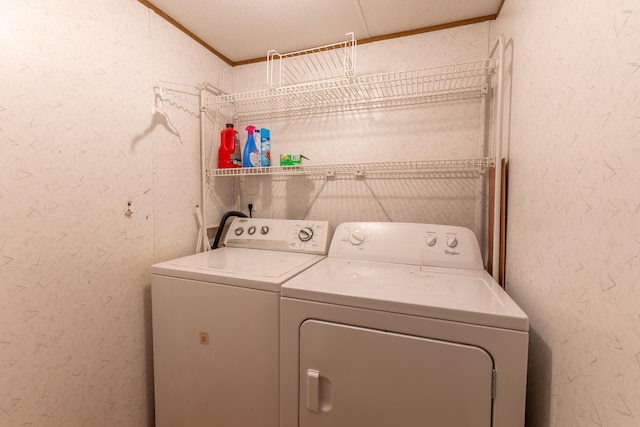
223,218,331,255
330,222,484,270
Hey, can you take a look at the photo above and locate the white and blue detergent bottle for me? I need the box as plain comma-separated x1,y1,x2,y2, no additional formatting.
242,125,260,168
260,128,270,166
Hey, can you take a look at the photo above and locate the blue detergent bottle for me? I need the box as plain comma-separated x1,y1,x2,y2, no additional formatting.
242,125,260,168
260,128,271,166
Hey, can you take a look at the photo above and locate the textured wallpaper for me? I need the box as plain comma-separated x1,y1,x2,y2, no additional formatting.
0,0,231,425
9,1,634,426
495,1,640,426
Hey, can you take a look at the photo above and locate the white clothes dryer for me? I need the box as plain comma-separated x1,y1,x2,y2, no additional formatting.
280,222,529,427
151,217,330,427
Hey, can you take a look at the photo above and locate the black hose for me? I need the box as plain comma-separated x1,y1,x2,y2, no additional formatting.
211,211,248,249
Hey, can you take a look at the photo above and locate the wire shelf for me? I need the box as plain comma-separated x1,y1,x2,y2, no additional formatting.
267,33,356,88
209,59,496,122
209,157,494,180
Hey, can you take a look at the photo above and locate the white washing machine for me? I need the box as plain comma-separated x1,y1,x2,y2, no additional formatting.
151,217,330,427
280,222,529,427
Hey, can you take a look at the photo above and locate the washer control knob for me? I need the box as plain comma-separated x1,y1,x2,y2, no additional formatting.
298,227,314,242
349,230,366,246
446,236,458,248
261,226,269,235
426,236,437,246
234,227,244,236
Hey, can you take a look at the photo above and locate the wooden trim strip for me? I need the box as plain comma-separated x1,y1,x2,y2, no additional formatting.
486,160,509,286
238,15,499,65
357,15,497,46
139,0,499,67
233,56,270,67
138,0,235,66
487,165,496,277
499,159,508,286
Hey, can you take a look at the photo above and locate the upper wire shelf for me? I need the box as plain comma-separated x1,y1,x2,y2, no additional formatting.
267,33,356,88
208,59,497,122
208,158,494,180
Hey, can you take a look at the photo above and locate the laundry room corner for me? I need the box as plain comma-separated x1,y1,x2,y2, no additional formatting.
148,10,236,262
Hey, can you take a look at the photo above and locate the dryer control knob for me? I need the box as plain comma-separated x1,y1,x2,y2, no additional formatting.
349,230,366,246
298,227,314,242
446,236,458,248
426,236,437,246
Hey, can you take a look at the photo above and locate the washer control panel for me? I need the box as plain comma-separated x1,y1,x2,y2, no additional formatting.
331,222,484,270
224,218,330,255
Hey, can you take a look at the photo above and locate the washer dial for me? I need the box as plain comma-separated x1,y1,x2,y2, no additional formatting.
298,227,314,242
348,229,366,246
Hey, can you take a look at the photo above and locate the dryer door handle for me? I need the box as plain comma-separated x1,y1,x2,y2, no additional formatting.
306,369,321,412
305,369,333,413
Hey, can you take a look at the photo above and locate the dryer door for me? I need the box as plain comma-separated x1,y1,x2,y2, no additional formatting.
299,320,493,427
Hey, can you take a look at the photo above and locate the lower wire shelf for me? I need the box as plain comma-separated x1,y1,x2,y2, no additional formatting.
208,157,495,180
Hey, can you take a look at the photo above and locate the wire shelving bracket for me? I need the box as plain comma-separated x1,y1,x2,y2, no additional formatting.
267,32,356,88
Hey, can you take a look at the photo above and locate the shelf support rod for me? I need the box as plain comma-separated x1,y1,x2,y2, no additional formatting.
489,35,505,281
198,84,210,252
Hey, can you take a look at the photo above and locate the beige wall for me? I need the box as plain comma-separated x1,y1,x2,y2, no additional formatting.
494,1,640,426
0,0,232,425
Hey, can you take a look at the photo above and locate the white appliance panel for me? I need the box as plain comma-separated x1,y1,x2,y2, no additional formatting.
280,222,529,427
153,247,325,291
280,297,529,427
299,320,493,427
329,222,484,269
225,217,330,255
151,218,330,427
282,258,528,331
152,275,279,427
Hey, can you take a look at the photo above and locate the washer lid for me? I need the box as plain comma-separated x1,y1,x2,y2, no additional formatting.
152,247,326,292
281,258,529,331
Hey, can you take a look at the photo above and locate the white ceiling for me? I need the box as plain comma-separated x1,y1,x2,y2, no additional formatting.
145,0,503,64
